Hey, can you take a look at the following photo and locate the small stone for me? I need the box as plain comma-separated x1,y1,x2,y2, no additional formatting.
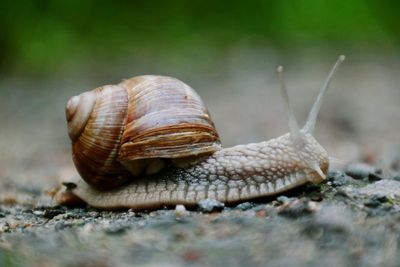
276,196,291,205
235,202,256,210
88,211,100,218
197,199,225,212
33,210,44,216
43,208,65,219
364,194,389,208
175,204,188,219
52,214,65,221
278,198,320,218
368,172,384,182
345,163,378,180
328,171,353,187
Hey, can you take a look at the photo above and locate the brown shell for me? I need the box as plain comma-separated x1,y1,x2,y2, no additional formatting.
70,85,131,189
119,76,221,160
66,75,221,189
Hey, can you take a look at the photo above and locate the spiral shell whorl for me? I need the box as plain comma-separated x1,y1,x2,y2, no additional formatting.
66,90,97,141
71,85,131,189
68,75,221,189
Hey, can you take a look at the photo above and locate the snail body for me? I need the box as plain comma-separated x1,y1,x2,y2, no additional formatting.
58,56,345,210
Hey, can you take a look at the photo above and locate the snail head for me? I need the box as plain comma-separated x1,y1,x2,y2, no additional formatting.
276,55,345,181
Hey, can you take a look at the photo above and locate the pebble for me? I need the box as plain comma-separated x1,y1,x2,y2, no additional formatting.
43,208,65,219
52,214,65,221
278,198,320,218
276,196,292,205
175,204,189,219
88,211,100,218
367,172,384,182
364,195,389,208
344,163,379,180
235,202,256,210
328,171,354,187
33,210,44,216
197,199,225,212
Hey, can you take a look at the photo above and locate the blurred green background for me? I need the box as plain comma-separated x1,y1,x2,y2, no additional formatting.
0,0,399,77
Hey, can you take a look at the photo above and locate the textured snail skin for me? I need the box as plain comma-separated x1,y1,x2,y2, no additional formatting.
60,133,329,210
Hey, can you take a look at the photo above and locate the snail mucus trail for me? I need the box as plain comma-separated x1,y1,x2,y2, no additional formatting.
57,56,346,210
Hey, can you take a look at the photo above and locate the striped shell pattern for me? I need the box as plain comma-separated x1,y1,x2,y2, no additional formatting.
65,75,221,189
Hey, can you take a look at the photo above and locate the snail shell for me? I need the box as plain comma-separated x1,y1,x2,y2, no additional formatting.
66,75,221,189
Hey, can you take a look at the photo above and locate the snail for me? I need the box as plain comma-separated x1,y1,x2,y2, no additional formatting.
56,55,346,210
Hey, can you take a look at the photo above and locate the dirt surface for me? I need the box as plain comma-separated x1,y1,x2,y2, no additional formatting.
1,170,400,267
0,52,399,266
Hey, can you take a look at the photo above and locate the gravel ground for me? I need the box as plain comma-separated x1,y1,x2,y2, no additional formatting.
0,169,400,267
0,52,399,266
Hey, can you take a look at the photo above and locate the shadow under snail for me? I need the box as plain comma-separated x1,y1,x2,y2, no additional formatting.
56,55,346,210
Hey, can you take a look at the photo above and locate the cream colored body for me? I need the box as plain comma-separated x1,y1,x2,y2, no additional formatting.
59,133,328,209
